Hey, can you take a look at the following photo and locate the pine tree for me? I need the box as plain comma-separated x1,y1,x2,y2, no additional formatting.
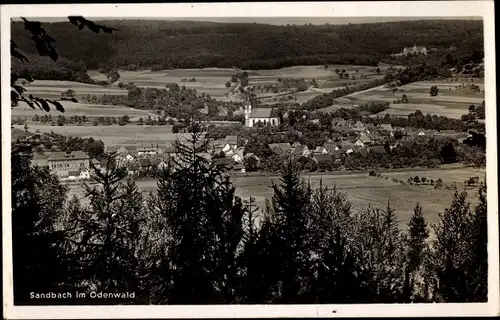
11,150,70,304
63,153,147,303
427,187,486,302
405,203,429,301
265,158,313,303
151,122,246,304
470,183,488,300
351,201,406,303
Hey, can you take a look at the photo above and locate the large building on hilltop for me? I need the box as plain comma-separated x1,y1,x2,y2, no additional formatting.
402,44,428,56
244,102,280,127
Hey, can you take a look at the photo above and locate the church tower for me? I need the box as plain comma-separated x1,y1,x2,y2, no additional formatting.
244,101,252,127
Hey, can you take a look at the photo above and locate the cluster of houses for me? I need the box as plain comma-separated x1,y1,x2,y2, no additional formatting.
106,135,246,175
27,118,470,179
267,119,469,164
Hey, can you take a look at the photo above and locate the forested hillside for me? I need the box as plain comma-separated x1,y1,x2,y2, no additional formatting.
12,19,483,78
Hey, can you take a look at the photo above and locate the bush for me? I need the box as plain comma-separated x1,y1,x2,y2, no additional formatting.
430,85,439,96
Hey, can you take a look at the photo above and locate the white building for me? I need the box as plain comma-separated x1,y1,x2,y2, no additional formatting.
79,168,91,180
403,44,428,56
244,102,280,127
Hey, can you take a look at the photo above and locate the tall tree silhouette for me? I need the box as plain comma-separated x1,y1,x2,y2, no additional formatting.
151,122,246,304
62,154,148,304
11,150,70,305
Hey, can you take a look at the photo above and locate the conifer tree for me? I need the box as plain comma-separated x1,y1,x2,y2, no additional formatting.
151,122,246,304
426,187,486,302
264,158,313,303
11,150,70,304
63,153,148,303
351,202,406,303
405,203,429,302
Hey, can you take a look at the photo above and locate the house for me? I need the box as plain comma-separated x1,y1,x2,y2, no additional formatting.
79,168,91,180
214,158,236,169
31,153,50,168
330,150,343,162
379,123,393,132
115,146,130,156
312,146,328,154
367,133,385,145
244,102,279,127
313,153,333,164
137,146,161,156
68,171,80,181
340,140,355,150
355,134,371,147
48,151,91,178
11,128,33,142
139,158,152,169
418,129,439,136
353,121,366,132
226,146,245,163
343,146,355,155
157,160,169,171
323,142,340,153
439,130,457,136
292,144,310,157
127,162,140,175
402,44,428,56
268,143,292,157
225,135,238,148
234,163,246,173
91,159,101,169
332,118,348,127
244,153,261,166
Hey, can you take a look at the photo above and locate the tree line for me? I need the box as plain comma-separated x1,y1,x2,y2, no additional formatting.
85,83,245,121
12,19,482,76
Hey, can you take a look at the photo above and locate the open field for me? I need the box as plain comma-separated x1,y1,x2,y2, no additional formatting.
88,65,390,101
348,80,484,119
12,124,176,147
20,80,127,100
12,102,157,123
65,167,484,230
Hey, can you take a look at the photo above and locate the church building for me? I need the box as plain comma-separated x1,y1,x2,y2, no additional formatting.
244,102,280,127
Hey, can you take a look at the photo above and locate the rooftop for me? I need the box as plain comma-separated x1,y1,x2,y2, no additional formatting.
249,108,273,118
48,151,89,161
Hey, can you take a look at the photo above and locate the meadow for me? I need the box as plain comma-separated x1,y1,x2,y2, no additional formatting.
356,80,485,119
65,167,484,230
12,124,176,147
88,65,389,102
20,80,127,100
11,101,157,123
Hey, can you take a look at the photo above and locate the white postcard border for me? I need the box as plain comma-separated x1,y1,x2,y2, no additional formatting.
2,1,498,318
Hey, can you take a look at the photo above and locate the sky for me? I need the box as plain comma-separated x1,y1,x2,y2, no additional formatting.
12,16,482,25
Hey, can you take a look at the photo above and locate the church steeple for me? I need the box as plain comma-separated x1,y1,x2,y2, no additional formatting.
244,101,252,127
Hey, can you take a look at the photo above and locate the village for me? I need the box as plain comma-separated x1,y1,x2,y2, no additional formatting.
26,105,472,182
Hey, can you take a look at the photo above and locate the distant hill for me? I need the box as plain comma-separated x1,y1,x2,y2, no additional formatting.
12,19,483,75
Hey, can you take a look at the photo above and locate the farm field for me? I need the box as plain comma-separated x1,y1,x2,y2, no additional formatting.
348,80,484,119
20,80,127,100
65,167,484,230
12,124,177,147
88,65,391,101
11,102,157,122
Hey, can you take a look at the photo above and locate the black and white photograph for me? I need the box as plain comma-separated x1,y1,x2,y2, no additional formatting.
2,1,499,318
